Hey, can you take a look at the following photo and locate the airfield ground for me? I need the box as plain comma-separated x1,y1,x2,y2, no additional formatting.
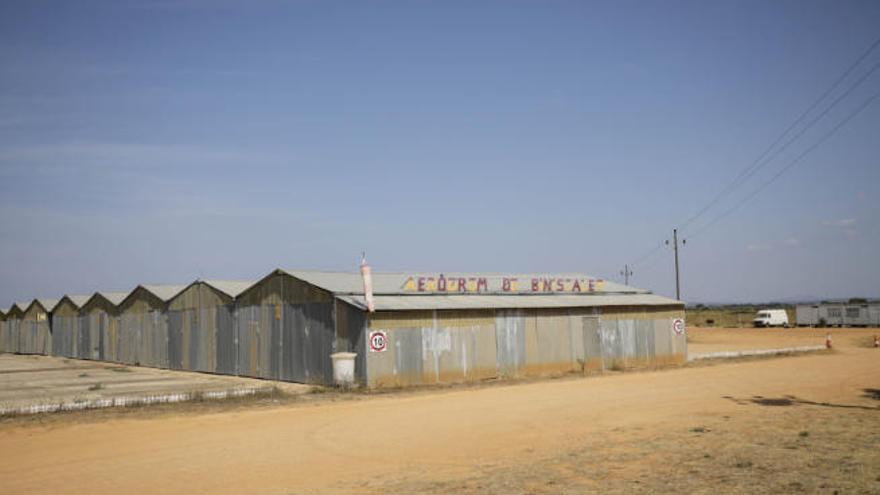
0,327,878,494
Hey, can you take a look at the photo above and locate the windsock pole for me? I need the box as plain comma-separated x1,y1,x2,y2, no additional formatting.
361,253,375,313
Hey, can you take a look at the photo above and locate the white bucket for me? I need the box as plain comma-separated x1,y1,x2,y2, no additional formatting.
330,352,357,386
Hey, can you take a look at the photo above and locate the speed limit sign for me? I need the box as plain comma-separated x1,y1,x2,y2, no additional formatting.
369,331,388,353
672,318,685,335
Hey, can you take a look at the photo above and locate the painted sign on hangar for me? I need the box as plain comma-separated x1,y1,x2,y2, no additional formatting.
401,275,605,294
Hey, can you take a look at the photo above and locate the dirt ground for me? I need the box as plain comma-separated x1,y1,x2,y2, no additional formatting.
688,326,879,353
0,328,878,494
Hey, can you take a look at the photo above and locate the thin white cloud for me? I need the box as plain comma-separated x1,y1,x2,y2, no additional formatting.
747,244,771,252
782,237,800,247
821,218,856,228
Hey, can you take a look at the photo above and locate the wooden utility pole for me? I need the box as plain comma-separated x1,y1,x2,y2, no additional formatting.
620,264,633,285
666,229,685,301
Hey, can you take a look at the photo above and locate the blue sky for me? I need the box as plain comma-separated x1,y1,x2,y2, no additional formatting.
1,0,878,304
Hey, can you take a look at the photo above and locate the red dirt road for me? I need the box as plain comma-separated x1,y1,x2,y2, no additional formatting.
1,330,878,494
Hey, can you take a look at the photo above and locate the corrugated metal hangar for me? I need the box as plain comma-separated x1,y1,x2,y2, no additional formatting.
0,268,686,387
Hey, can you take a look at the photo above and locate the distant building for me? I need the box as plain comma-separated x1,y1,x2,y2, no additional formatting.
2,268,687,388
796,302,880,327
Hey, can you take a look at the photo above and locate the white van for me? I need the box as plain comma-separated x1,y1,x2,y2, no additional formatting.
753,309,790,328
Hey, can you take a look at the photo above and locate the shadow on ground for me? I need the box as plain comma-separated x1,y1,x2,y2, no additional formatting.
722,394,879,411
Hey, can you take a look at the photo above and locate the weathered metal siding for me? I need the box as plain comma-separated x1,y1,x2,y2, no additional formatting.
235,273,337,384
75,306,104,361
365,309,498,387
365,305,686,387
80,299,119,363
215,304,237,375
51,301,79,358
600,306,686,367
2,316,21,353
117,289,168,368
282,302,334,383
167,283,231,373
0,317,7,353
495,309,526,377
20,305,51,355
335,300,367,382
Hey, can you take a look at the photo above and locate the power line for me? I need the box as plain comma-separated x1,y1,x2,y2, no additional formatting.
679,34,880,232
686,88,880,240
626,34,880,278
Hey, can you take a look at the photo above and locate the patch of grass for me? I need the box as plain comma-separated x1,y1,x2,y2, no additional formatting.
733,459,753,469
88,383,104,391
78,373,89,378
690,426,710,433
798,431,810,438
108,367,132,373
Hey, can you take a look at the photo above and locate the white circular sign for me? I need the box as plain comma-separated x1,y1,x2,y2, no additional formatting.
672,318,685,335
369,331,387,352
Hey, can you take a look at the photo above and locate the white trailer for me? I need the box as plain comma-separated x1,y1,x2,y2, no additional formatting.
796,305,819,327
844,305,871,327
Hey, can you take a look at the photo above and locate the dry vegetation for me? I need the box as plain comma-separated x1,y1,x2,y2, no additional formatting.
374,398,880,494
686,306,796,328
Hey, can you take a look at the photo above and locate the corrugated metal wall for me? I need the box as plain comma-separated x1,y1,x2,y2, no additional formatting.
215,304,237,375
363,306,686,387
167,283,231,374
16,306,52,355
80,309,118,362
235,274,337,384
51,301,79,358
336,300,367,382
117,289,168,368
364,309,499,387
1,317,20,354
0,317,7,353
